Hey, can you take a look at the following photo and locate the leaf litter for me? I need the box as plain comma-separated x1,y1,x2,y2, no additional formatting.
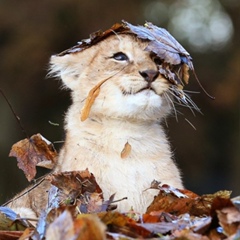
3,133,240,239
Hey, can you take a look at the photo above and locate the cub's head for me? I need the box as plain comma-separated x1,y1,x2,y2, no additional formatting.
50,22,196,122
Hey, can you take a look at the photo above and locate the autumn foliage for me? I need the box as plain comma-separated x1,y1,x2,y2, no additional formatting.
0,133,239,239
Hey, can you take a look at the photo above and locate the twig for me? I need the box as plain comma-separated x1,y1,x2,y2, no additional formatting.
0,88,28,138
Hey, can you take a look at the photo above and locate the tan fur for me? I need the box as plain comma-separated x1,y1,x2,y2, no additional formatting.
8,34,183,217
53,34,183,212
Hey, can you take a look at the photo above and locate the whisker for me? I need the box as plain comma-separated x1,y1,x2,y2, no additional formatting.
110,29,122,43
163,91,178,122
185,118,197,130
184,95,201,114
164,117,169,128
183,90,201,94
167,87,201,115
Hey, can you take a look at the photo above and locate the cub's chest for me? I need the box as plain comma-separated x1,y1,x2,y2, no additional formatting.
59,120,170,172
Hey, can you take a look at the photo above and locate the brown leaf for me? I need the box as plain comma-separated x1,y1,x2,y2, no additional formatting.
0,231,25,240
182,63,190,84
98,212,152,238
147,184,198,215
80,85,100,121
217,206,240,237
98,211,134,227
18,228,33,240
191,190,232,216
147,185,232,217
45,210,75,240
74,214,106,240
9,134,57,181
173,229,210,240
81,77,111,121
120,141,131,159
78,192,104,214
46,170,103,214
47,170,102,195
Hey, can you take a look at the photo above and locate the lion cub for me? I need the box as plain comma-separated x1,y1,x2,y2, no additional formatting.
8,26,186,217
51,33,183,213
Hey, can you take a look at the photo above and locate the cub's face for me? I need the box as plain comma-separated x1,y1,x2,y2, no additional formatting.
51,34,172,121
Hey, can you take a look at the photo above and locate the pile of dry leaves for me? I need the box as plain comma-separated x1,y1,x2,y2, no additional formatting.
0,134,239,239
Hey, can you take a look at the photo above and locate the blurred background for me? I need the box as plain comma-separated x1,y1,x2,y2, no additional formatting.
0,0,239,204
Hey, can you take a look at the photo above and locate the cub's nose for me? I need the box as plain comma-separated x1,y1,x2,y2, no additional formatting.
139,70,159,83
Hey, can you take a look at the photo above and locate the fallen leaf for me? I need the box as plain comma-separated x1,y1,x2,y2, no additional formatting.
74,214,106,240
0,231,25,240
18,228,33,240
217,206,240,237
98,211,134,228
231,196,240,211
46,170,104,215
0,207,30,231
78,192,104,214
45,210,75,240
120,142,131,159
98,211,153,238
147,185,232,217
9,134,57,181
173,229,210,240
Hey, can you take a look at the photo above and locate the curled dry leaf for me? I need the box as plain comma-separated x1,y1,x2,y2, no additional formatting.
47,170,102,196
9,133,57,181
46,170,105,215
78,192,104,214
98,211,153,238
120,141,132,159
217,206,240,237
46,210,106,240
45,210,75,240
147,184,232,217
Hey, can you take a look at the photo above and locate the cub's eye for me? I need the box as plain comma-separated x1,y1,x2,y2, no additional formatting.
153,57,163,66
112,52,129,61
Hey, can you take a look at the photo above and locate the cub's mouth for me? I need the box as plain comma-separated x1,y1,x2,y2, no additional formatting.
136,87,157,94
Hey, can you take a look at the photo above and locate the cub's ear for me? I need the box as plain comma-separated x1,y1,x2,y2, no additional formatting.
49,54,77,89
49,49,96,90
